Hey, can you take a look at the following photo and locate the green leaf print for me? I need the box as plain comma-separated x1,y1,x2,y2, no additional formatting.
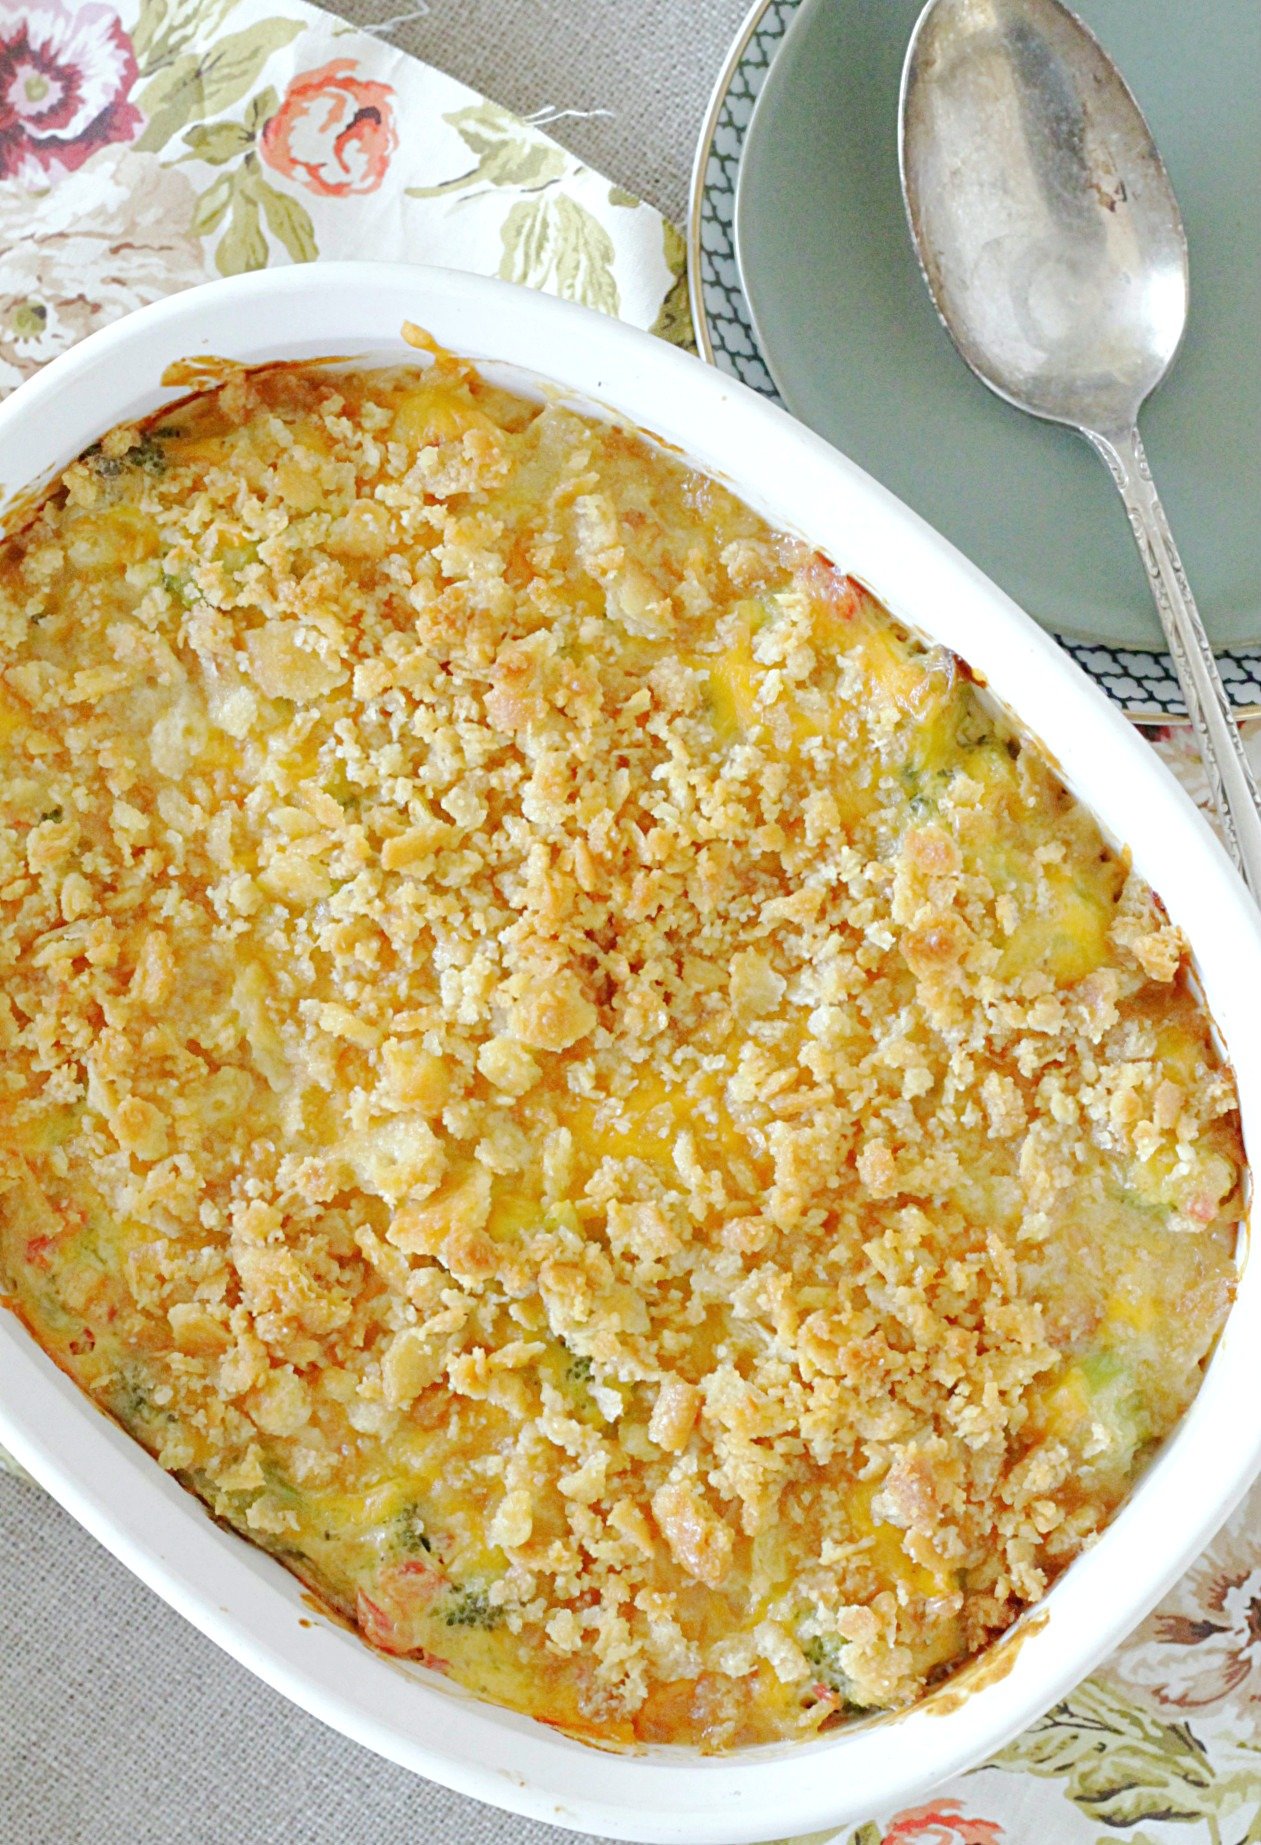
996,1677,1216,1827
1084,1770,1211,1829
133,0,243,73
216,179,267,277
245,86,279,135
135,18,305,153
408,101,567,198
134,51,202,151
189,19,305,114
131,0,173,66
650,218,695,350
551,197,619,314
192,170,234,237
499,196,620,316
182,120,253,165
499,197,550,288
254,179,318,264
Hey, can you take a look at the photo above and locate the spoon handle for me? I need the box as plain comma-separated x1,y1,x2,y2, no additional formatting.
1086,423,1261,901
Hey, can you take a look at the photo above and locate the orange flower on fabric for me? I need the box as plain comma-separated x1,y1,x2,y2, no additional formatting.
260,59,397,197
883,1802,1005,1845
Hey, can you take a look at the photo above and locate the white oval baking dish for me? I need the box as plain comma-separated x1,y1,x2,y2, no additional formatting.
0,262,1256,1844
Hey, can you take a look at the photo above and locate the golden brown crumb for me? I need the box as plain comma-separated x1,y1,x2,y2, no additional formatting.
0,358,1241,1751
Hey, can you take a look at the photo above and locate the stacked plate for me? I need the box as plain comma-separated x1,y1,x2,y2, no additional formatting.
688,0,1261,720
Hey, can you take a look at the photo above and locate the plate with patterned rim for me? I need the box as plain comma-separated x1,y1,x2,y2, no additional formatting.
686,0,1261,722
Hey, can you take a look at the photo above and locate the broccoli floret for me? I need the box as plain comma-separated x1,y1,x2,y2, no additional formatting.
160,572,197,608
81,432,166,479
443,1587,503,1630
83,446,123,479
111,1365,155,1426
129,434,168,475
392,1504,434,1557
802,1634,850,1697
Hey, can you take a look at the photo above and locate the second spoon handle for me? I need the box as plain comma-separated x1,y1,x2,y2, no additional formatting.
1086,422,1261,901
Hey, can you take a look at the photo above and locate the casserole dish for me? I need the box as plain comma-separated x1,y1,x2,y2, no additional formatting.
0,261,1256,1842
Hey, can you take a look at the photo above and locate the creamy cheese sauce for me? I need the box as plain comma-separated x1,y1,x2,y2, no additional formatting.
0,353,1242,1748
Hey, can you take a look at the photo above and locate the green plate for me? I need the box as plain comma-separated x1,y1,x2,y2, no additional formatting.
735,0,1260,649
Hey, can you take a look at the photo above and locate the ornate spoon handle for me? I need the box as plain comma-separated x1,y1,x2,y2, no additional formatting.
1086,422,1261,902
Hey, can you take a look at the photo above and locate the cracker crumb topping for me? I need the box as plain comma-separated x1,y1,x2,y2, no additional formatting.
0,356,1241,1750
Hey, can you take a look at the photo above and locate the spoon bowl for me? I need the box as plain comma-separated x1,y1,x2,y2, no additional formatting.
901,0,1186,432
900,0,1261,895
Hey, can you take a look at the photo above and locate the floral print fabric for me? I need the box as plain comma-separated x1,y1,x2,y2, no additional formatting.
0,0,141,183
783,1489,1261,1843
258,57,397,198
0,0,683,394
0,3,1256,1836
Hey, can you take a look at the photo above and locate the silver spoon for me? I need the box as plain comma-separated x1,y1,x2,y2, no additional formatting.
899,0,1261,898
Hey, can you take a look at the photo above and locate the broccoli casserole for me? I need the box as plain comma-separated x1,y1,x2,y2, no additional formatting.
0,345,1243,1750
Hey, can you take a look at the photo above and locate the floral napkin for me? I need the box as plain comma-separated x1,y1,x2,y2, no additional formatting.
1,5,1259,1844
0,0,687,393
789,1485,1261,1845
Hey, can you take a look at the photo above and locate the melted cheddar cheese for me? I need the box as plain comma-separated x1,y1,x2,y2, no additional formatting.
0,354,1242,1750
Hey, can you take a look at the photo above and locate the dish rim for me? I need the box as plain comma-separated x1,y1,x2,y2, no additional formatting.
0,260,1258,1845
